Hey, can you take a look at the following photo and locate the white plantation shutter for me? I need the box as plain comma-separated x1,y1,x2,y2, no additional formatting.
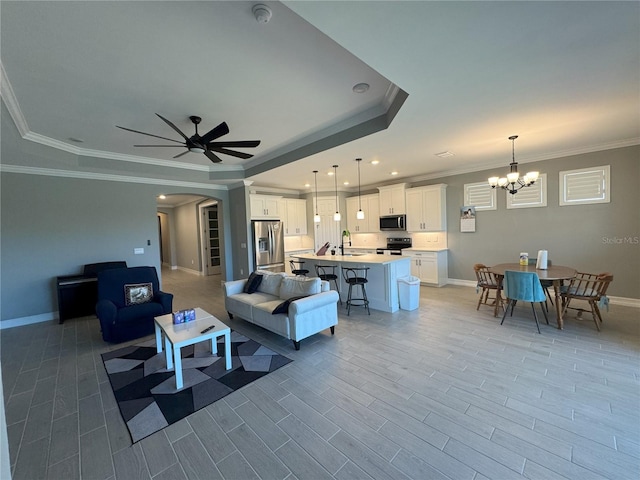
464,182,496,210
506,174,547,209
560,165,610,205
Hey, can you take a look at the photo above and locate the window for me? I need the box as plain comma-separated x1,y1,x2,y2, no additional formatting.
506,174,547,209
464,182,496,210
559,165,610,206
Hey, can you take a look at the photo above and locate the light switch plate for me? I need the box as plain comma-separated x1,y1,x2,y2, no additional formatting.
134,248,144,255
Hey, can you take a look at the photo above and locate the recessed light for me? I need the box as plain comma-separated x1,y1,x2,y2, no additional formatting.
435,151,454,158
390,171,398,176
371,160,380,165
352,82,370,94
158,194,166,200
343,181,350,186
304,182,310,188
327,171,334,176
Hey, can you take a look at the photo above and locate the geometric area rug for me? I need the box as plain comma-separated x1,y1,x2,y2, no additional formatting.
101,330,292,443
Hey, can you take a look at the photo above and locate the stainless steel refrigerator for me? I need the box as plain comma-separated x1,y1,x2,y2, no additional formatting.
252,220,285,273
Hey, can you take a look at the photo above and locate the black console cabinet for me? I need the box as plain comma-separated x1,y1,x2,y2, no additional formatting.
56,261,127,323
56,275,99,323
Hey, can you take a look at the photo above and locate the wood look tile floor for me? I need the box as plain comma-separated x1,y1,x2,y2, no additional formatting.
2,268,639,479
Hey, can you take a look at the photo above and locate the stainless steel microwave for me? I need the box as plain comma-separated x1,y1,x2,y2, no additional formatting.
379,214,406,231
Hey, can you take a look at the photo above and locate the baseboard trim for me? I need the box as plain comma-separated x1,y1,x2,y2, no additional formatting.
175,266,203,276
446,278,640,307
0,312,58,330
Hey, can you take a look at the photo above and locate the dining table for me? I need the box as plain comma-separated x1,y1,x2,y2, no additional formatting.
489,263,577,329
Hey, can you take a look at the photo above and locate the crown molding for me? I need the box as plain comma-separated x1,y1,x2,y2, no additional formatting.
0,164,229,191
0,61,29,136
1,62,243,174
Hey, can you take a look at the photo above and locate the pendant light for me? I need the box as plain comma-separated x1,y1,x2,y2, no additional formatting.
488,135,539,195
355,158,365,220
332,165,341,221
313,170,321,223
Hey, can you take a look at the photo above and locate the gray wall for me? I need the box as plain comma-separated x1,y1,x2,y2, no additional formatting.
0,173,163,320
415,145,639,299
0,111,237,324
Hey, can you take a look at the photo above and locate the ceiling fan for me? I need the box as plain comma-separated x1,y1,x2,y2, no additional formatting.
116,114,260,163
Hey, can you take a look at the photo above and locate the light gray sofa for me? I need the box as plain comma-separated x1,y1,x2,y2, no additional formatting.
224,270,339,350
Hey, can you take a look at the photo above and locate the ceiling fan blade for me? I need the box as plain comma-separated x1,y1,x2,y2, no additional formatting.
204,150,223,163
200,122,230,144
134,144,185,147
116,125,183,144
155,113,189,141
208,140,261,148
173,150,190,159
209,146,254,159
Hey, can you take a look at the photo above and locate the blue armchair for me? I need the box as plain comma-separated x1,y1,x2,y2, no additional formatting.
96,266,173,343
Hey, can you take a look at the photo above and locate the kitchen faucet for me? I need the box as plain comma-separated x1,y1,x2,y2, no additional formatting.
340,230,351,256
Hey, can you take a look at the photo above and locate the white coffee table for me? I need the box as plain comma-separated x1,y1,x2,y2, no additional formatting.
154,307,231,389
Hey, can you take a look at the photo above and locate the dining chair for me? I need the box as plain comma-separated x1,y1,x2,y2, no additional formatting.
315,264,342,305
342,267,370,316
528,257,554,309
501,270,549,333
473,263,505,317
289,260,309,277
560,272,613,331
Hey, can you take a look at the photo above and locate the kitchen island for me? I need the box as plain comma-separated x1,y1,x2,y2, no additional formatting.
290,253,411,313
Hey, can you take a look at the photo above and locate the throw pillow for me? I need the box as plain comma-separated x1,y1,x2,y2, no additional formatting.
124,282,153,306
255,270,284,296
272,295,309,315
243,272,263,294
279,276,321,300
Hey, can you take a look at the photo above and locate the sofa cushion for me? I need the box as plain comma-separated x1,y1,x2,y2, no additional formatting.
226,292,278,320
279,276,321,300
272,295,309,314
256,270,284,296
243,272,263,294
124,283,153,306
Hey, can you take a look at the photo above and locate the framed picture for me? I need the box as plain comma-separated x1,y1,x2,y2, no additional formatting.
460,206,476,232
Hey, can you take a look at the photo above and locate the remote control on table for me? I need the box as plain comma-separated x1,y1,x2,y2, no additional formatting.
200,325,215,334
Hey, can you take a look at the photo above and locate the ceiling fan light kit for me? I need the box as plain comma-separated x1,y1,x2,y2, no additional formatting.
116,114,260,164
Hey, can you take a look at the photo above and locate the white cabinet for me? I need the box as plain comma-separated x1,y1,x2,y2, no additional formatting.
250,195,281,219
377,184,407,215
406,184,447,232
282,198,308,236
346,194,380,233
402,250,448,286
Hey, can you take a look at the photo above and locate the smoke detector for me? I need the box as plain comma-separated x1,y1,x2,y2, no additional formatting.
252,4,272,24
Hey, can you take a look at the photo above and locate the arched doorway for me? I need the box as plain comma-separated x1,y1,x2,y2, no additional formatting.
156,194,225,278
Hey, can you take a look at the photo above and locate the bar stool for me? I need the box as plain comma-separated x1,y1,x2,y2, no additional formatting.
289,260,309,277
315,264,342,305
342,267,370,316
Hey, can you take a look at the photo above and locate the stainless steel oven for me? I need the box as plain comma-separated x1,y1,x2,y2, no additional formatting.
376,237,412,255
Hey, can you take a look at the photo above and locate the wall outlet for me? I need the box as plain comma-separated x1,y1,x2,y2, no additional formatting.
240,268,244,275
241,242,246,248
134,248,144,255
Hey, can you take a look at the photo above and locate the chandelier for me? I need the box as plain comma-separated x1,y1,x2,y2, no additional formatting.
488,135,539,195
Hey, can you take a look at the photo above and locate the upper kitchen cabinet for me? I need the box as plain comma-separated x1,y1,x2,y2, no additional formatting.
346,194,380,233
377,184,407,215
281,198,308,236
250,194,281,219
406,184,447,232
